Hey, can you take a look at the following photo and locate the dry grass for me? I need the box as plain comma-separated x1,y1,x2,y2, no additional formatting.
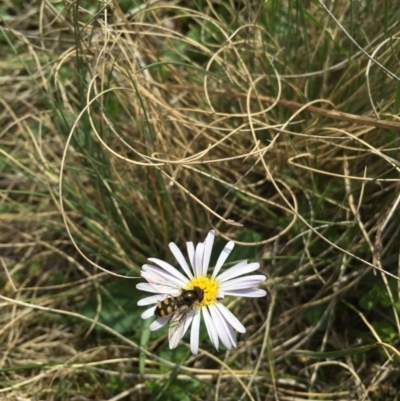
1,0,400,400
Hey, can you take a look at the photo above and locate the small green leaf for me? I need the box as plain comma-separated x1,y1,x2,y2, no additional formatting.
372,320,397,343
359,286,391,312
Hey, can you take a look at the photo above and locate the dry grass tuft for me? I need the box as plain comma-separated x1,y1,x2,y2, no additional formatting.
1,0,399,400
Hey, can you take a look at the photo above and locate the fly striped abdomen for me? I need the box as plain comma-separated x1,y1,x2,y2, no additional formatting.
155,297,181,317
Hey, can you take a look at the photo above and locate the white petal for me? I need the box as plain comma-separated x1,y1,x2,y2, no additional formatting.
212,240,234,278
141,306,156,319
215,303,246,333
136,282,164,294
216,260,246,282
149,315,170,331
169,242,193,279
142,266,186,289
219,275,266,291
212,304,237,348
137,294,165,306
141,265,172,281
186,241,195,274
202,230,215,276
209,305,232,350
223,288,267,297
190,309,201,355
140,265,182,294
148,258,190,285
195,242,204,277
226,319,237,347
141,266,179,287
217,262,260,283
202,306,219,350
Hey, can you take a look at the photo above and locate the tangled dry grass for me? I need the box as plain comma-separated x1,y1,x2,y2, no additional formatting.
1,0,400,400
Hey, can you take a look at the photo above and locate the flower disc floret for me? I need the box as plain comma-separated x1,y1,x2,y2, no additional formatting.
186,276,219,306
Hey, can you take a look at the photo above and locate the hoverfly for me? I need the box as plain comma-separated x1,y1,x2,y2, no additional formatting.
154,286,204,349
155,286,204,317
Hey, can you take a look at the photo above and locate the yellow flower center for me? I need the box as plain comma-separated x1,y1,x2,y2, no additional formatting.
186,276,219,307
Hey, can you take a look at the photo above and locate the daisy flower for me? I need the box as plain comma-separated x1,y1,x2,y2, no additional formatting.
136,230,266,354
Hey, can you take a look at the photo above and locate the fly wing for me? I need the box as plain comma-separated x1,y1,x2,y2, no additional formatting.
168,306,194,349
142,271,180,295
